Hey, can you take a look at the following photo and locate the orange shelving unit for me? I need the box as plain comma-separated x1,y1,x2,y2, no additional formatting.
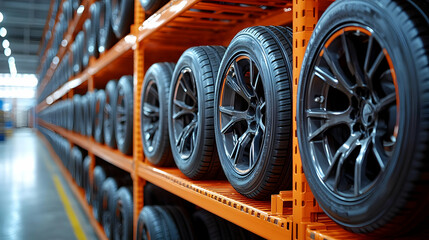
35,0,428,239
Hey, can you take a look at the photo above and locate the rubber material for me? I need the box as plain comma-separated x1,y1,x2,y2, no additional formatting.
104,80,118,148
101,177,118,239
112,187,133,240
94,90,106,143
92,166,107,221
115,75,133,155
111,0,134,38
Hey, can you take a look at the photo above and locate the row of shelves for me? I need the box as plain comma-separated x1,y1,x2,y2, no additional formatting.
38,119,366,240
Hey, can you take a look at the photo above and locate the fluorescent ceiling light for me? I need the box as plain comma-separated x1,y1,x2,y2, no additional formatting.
2,39,9,48
8,57,17,77
4,47,11,56
0,74,38,87
0,12,3,23
0,27,6,37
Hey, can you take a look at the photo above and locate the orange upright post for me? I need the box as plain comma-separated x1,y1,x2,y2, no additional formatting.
132,0,146,238
292,0,322,239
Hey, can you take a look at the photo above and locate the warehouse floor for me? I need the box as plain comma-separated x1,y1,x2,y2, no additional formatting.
0,128,97,240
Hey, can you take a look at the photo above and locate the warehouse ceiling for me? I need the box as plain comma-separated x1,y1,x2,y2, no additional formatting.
0,0,51,74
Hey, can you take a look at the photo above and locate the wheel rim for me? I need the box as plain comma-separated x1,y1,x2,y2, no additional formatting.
142,80,160,153
302,26,399,199
172,67,198,160
116,86,126,143
218,55,266,174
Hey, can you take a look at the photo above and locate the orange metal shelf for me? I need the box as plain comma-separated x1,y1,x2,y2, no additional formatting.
39,120,133,173
37,130,108,240
137,162,292,239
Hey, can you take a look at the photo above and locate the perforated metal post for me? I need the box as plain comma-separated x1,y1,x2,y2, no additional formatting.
132,0,145,238
292,0,322,239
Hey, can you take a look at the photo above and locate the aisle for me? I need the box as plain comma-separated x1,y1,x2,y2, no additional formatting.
0,128,97,240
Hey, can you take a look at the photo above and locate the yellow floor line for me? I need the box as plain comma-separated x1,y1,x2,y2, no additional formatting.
52,175,87,240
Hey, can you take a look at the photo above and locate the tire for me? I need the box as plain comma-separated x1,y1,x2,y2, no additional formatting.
92,166,107,221
86,92,96,137
98,0,117,53
111,0,134,38
81,95,89,136
72,147,83,186
68,98,74,131
94,89,106,143
168,46,225,179
101,177,118,239
164,206,195,240
104,80,118,148
82,19,91,69
83,155,91,203
115,76,133,155
89,2,101,58
139,0,168,16
112,187,133,240
214,26,293,200
296,0,429,235
192,210,231,240
73,94,83,133
136,206,180,240
141,62,175,166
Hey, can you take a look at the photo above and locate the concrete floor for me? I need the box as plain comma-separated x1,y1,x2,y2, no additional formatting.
0,128,97,240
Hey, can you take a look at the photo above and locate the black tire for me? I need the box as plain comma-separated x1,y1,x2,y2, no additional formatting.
71,147,83,186
141,62,175,166
81,95,89,136
296,0,429,235
101,177,118,239
115,76,133,155
163,206,195,240
83,155,91,203
89,2,101,58
139,0,168,16
86,92,96,137
192,210,231,240
111,0,134,39
136,206,180,240
168,46,225,179
92,166,107,221
98,0,117,53
104,80,118,148
73,94,82,133
82,19,91,69
94,89,106,143
112,187,133,240
68,98,74,131
214,26,293,200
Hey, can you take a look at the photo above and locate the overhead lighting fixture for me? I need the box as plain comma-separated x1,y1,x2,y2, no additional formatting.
4,47,11,57
8,57,17,77
2,39,9,48
0,12,3,23
0,27,6,37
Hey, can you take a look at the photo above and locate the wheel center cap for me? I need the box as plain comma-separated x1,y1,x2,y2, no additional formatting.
361,103,374,126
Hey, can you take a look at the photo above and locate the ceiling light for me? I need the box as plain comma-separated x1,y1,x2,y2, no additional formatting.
2,39,9,48
4,47,11,57
0,12,3,23
8,57,17,77
0,27,6,37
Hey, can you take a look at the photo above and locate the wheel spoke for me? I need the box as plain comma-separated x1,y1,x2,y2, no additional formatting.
364,35,374,73
372,135,386,171
143,104,159,118
174,99,195,111
341,34,365,86
323,133,361,182
179,76,197,103
354,137,371,196
230,130,252,165
321,48,354,95
117,105,125,114
374,92,395,112
232,60,254,100
219,106,248,133
249,127,263,168
307,108,352,141
173,110,195,120
314,65,353,96
176,120,196,149
367,50,385,81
